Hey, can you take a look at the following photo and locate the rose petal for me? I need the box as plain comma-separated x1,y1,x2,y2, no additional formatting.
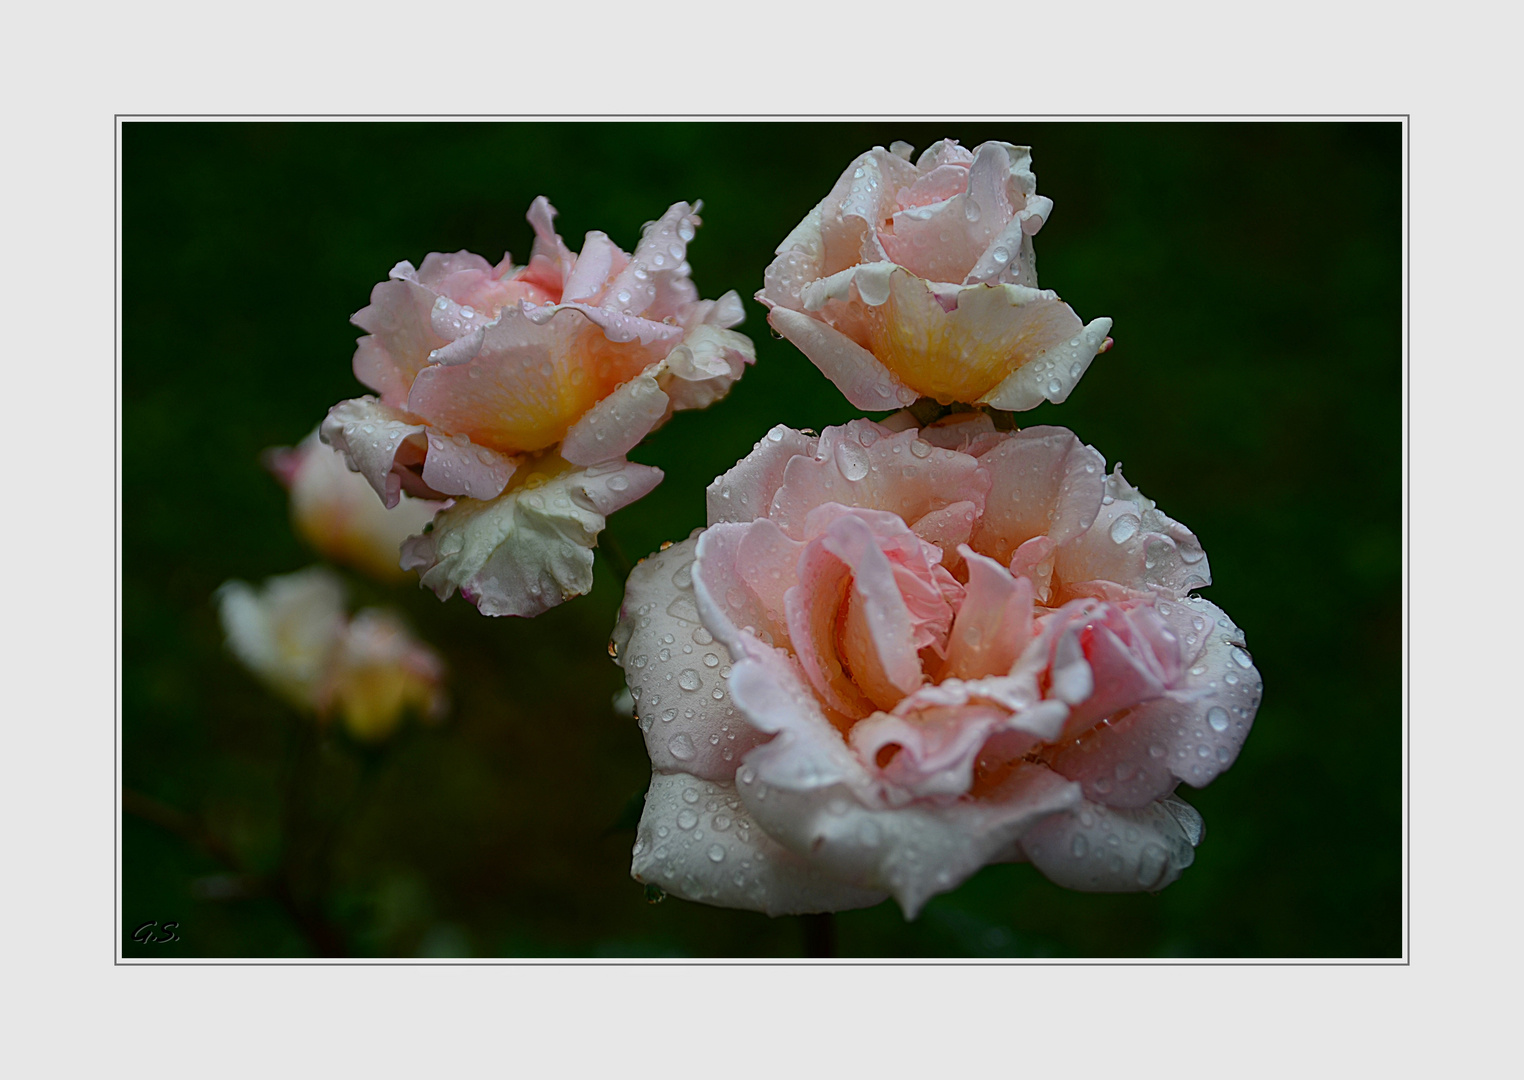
1017,793,1203,892
1047,597,1261,807
215,568,348,708
631,771,887,916
612,538,768,781
558,372,671,466
605,201,703,320
272,429,445,581
941,548,1034,682
1054,463,1212,600
978,315,1113,411
736,758,1081,918
320,396,432,508
406,305,667,455
879,142,1015,284
766,305,918,411
706,425,819,526
351,275,448,408
417,429,517,502
400,457,661,617
767,421,990,541
972,425,1107,565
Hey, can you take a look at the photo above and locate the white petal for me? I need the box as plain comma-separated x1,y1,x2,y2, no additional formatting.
611,538,767,782
1017,794,1203,892
400,458,661,617
632,771,887,916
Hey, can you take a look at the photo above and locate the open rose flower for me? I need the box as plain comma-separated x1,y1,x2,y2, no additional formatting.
265,429,445,582
758,140,1112,411
611,415,1260,917
216,567,447,741
322,196,755,616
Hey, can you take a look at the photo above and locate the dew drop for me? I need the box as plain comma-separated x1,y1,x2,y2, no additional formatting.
667,733,696,760
834,439,871,481
678,669,702,691
676,808,699,830
1109,514,1141,544
707,844,726,863
1207,706,1230,733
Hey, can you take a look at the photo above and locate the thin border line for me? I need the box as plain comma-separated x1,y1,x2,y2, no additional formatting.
115,114,1411,966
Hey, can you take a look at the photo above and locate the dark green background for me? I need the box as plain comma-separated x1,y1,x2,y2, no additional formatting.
122,121,1401,958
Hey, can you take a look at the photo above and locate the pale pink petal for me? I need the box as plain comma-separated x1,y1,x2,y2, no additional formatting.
915,139,975,170
351,275,448,408
518,196,575,297
766,421,990,541
735,758,1081,918
1009,536,1056,602
605,201,703,320
916,412,997,450
558,372,670,466
1047,597,1261,807
1017,794,1203,892
895,163,970,210
415,250,554,315
941,548,1034,682
963,200,1048,289
400,458,661,617
978,315,1113,411
560,230,619,303
611,538,767,781
1054,463,1212,600
1045,602,1181,740
971,425,1107,565
657,322,756,413
851,706,1009,801
320,396,432,508
405,305,665,455
816,147,922,274
784,534,878,718
758,201,826,312
415,429,517,502
879,142,1015,284
706,425,819,526
904,500,979,570
691,522,799,655
766,305,918,411
631,771,887,916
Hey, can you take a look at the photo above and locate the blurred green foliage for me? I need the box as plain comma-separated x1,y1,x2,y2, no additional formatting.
122,121,1400,958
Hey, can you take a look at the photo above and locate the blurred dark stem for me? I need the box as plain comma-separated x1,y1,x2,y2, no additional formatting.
123,785,347,958
801,912,836,959
271,717,356,958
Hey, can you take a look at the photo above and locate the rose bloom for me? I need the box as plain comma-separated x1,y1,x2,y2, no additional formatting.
265,429,444,582
216,568,447,741
612,415,1260,917
322,197,754,616
757,139,1111,412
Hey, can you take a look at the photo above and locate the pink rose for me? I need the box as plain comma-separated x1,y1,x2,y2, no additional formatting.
757,140,1111,411
612,415,1259,916
322,197,755,616
264,429,445,582
216,568,447,741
